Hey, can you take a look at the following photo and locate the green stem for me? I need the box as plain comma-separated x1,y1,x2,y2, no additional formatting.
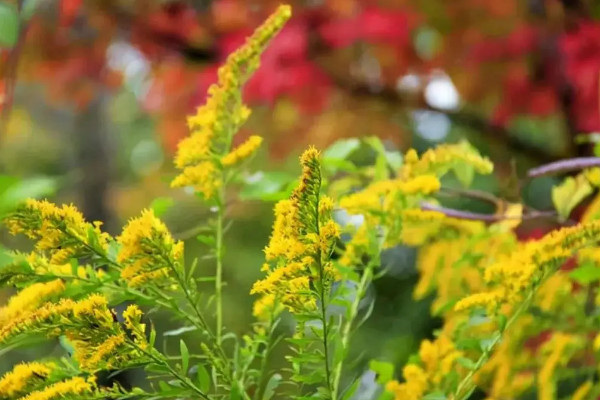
131,341,210,400
454,289,535,400
253,318,279,400
331,265,374,399
216,190,225,345
313,181,332,395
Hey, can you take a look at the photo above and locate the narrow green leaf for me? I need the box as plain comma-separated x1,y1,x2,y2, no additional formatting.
262,373,282,400
196,363,210,393
180,339,189,374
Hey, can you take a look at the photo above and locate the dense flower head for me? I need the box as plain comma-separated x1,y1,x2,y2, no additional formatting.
455,220,600,313
0,362,55,398
117,209,183,288
18,376,97,400
0,280,65,325
252,146,340,319
400,141,493,180
386,335,462,400
171,6,291,198
221,135,263,166
0,294,146,372
3,200,110,264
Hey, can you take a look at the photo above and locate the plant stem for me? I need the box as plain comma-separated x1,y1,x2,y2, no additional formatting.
331,265,373,399
131,341,210,400
454,289,535,400
216,190,225,345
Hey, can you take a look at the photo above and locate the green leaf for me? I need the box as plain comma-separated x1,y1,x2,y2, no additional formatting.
180,339,189,374
150,197,174,217
262,373,282,400
422,392,447,400
456,357,476,370
240,171,295,201
0,3,18,48
453,162,475,188
0,176,57,217
552,174,593,219
196,363,210,393
570,262,600,284
369,360,394,384
323,138,360,160
196,234,215,246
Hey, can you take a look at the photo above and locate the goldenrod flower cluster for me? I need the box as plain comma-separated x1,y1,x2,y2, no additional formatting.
19,376,97,400
455,220,600,313
171,6,291,198
4,200,110,264
386,335,462,400
0,362,55,398
0,294,147,372
251,147,340,319
117,209,183,288
400,141,493,180
0,280,64,325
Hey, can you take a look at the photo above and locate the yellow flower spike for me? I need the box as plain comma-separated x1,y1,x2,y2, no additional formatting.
0,362,54,397
253,146,340,316
0,280,65,325
19,376,96,400
81,333,126,371
172,5,291,199
572,380,593,400
4,199,110,263
117,209,182,288
400,141,493,180
221,135,263,167
123,304,148,348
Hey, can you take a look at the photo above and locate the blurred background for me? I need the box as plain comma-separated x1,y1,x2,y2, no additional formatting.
1,0,599,390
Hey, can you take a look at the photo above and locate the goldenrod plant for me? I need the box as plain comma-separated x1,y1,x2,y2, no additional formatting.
4,4,600,400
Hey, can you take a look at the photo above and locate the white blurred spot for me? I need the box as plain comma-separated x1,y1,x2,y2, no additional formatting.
396,73,422,93
412,109,451,142
106,41,151,99
425,71,460,111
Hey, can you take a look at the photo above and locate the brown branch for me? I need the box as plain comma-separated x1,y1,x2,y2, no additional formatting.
527,157,600,179
420,201,557,222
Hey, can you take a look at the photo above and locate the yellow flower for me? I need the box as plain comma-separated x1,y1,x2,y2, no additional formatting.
81,333,126,370
123,304,147,348
0,362,54,397
221,135,263,166
4,200,110,264
117,209,182,288
385,365,428,400
400,141,493,180
253,147,340,317
171,6,291,199
0,280,65,325
538,333,574,400
19,376,96,400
